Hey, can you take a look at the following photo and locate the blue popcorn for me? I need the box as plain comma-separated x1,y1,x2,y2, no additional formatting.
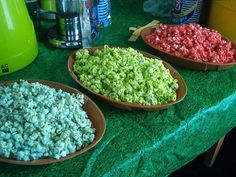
0,80,95,161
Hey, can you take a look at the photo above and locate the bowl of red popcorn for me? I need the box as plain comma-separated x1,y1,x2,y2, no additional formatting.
141,23,236,71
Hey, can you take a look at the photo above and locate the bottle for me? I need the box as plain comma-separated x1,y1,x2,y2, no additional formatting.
172,0,203,24
90,0,111,29
143,0,173,18
80,0,93,47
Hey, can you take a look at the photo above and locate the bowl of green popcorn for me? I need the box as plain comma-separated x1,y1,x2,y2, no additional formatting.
0,80,106,165
68,46,187,111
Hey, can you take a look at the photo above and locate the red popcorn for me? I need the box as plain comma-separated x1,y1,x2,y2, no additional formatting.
145,24,236,64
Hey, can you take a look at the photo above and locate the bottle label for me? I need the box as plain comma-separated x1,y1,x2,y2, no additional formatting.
89,0,111,28
172,0,202,24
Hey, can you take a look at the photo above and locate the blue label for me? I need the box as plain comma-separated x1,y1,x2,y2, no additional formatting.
174,0,183,14
89,0,111,28
172,0,202,24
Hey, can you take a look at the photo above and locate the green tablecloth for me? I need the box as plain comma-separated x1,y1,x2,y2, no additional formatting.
1,0,236,176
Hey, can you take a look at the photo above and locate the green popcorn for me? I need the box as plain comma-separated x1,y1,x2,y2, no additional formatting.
73,46,178,106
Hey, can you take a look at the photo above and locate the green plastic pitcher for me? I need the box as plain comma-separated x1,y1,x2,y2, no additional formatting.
0,0,38,76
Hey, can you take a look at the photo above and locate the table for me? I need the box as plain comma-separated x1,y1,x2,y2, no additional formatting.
0,0,236,176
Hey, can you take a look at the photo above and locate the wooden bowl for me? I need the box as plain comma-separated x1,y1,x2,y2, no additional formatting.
68,46,187,111
140,26,236,71
0,80,106,165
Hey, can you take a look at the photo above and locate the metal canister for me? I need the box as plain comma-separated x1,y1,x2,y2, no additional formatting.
57,14,82,42
56,0,83,47
172,0,203,24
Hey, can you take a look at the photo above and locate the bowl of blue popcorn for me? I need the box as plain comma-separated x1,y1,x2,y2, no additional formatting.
0,80,106,165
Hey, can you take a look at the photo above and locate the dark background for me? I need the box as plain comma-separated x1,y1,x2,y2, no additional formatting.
171,127,236,177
